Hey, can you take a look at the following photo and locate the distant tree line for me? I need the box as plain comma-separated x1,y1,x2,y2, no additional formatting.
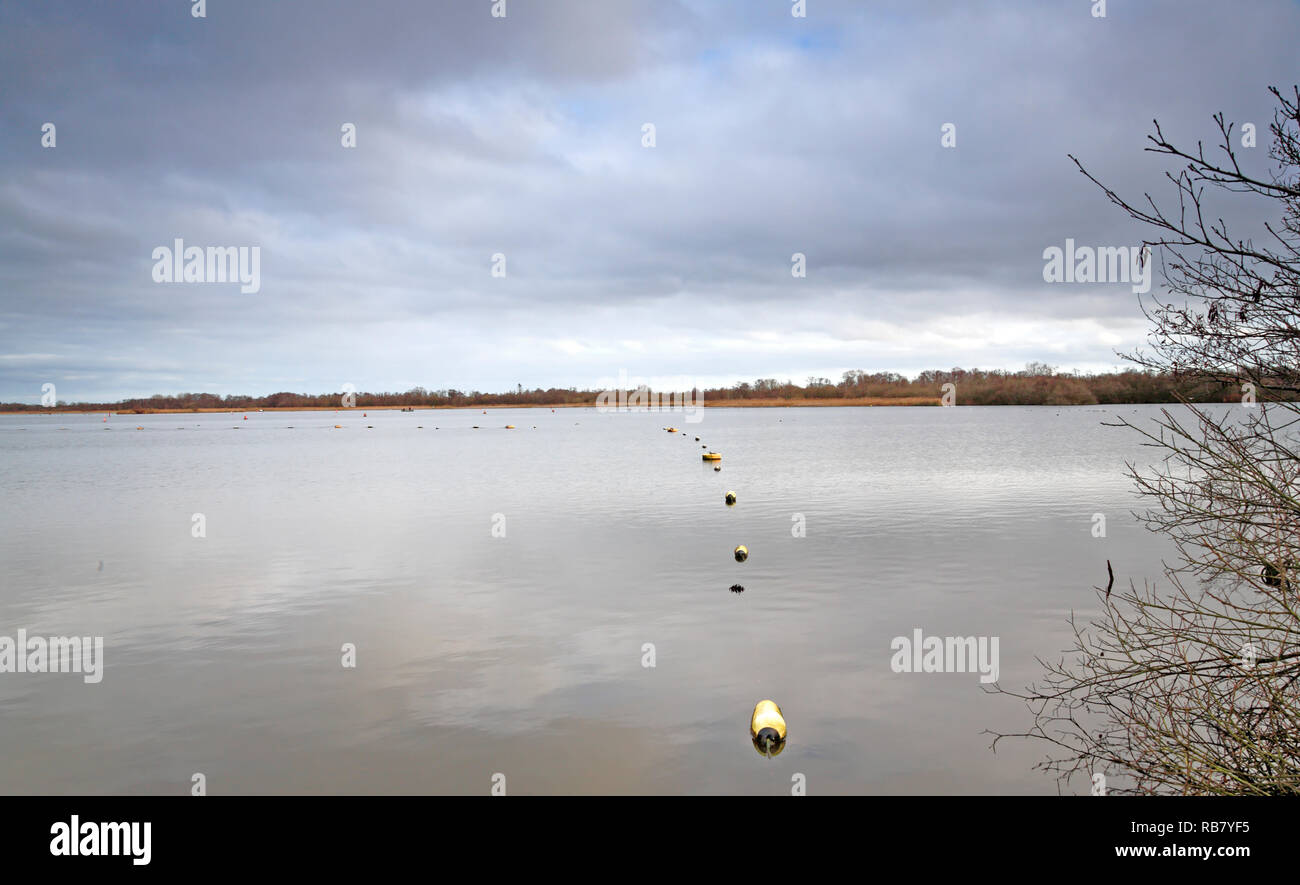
709,364,1242,405
1,365,1272,412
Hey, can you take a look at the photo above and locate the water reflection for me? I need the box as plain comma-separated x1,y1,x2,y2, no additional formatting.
0,405,1194,793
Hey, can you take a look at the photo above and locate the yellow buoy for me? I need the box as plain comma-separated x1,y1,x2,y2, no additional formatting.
505,425,515,429
734,545,748,562
725,492,737,505
750,699,787,758
702,452,721,461
666,427,678,433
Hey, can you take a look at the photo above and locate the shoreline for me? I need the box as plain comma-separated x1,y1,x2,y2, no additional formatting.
1,397,942,415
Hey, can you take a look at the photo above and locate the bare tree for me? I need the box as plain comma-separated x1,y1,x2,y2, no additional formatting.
993,86,1300,795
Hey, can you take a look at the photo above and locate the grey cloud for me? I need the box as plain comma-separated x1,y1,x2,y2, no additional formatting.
0,0,1296,400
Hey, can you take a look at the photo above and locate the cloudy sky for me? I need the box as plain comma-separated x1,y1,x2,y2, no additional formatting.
1,0,1296,402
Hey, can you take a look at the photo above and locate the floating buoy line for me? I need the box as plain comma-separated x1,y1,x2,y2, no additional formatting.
670,423,790,761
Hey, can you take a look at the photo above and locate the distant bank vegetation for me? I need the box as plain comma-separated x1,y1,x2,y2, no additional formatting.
3,364,1272,412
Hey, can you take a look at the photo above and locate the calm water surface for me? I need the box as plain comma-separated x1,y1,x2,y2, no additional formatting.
0,404,1186,794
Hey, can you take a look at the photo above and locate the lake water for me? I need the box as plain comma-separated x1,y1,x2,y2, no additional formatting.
0,404,1186,794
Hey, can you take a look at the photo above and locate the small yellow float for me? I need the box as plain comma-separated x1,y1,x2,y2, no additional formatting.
702,452,721,461
750,699,787,758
